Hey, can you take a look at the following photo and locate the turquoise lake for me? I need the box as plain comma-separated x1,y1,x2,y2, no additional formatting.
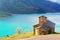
0,13,60,38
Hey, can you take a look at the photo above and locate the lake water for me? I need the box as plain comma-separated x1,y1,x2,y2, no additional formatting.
0,13,60,38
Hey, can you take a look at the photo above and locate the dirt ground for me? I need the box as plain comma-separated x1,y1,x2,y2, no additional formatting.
20,34,60,40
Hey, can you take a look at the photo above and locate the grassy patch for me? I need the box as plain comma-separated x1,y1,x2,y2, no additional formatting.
13,32,35,39
53,32,60,34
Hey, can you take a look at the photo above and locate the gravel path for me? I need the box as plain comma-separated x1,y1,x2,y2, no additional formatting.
20,34,60,40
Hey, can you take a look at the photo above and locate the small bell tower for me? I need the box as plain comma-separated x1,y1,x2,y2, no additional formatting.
39,16,47,26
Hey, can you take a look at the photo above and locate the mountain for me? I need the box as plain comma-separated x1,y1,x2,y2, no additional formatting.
0,0,60,14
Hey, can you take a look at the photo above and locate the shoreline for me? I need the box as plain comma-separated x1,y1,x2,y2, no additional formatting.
0,34,60,40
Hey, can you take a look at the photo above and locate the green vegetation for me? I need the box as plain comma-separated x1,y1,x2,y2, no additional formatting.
53,32,60,34
0,11,12,17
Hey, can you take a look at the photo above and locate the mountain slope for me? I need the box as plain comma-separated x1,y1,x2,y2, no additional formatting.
0,0,60,14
